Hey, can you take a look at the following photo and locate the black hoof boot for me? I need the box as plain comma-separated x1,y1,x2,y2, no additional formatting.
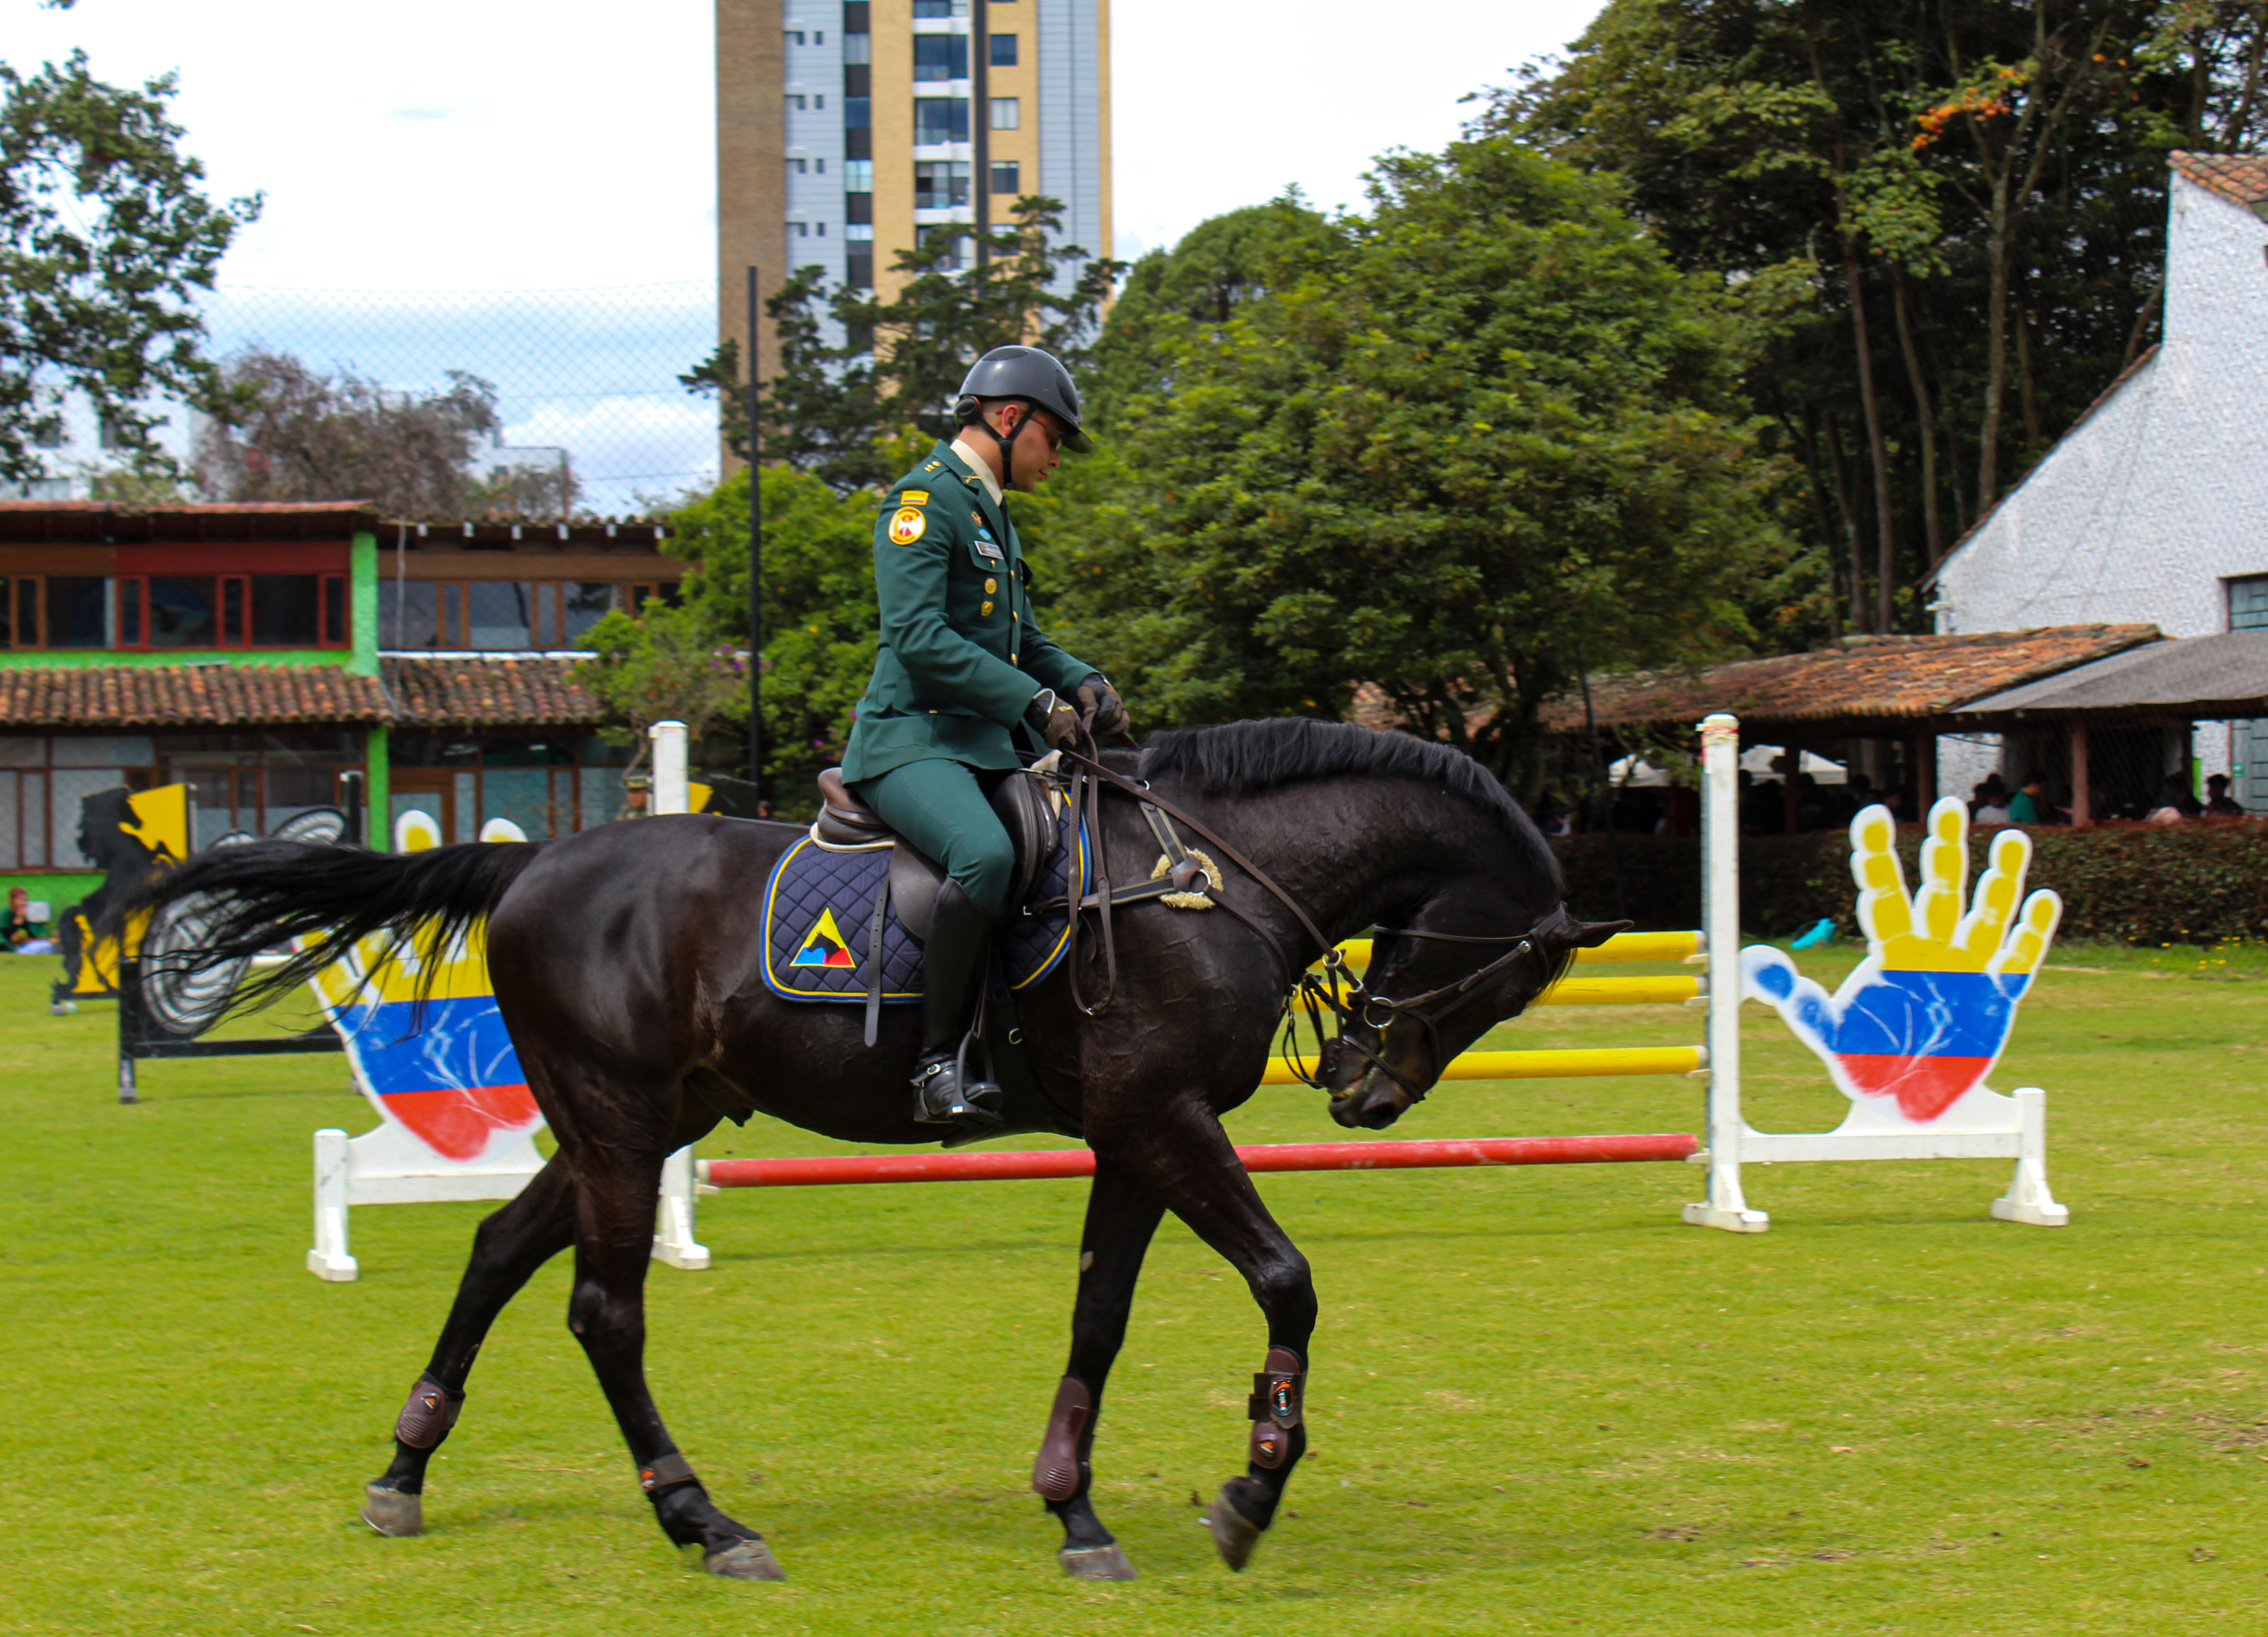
911,1052,1004,1131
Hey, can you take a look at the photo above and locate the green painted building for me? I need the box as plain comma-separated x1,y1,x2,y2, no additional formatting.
0,501,685,912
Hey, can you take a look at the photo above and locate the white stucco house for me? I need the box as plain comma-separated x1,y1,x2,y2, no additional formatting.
1927,152,2268,805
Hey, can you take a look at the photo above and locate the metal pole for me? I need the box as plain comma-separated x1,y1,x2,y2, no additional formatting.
746,265,764,795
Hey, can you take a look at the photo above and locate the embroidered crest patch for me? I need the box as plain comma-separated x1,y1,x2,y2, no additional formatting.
887,507,927,545
790,908,858,968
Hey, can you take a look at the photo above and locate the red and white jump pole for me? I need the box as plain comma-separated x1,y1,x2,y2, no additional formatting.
698,1132,1697,1192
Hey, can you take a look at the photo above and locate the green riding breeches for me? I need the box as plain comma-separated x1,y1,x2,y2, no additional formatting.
850,756,1016,921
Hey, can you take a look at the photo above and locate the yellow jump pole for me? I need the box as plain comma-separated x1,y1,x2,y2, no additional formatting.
1260,1044,1705,1087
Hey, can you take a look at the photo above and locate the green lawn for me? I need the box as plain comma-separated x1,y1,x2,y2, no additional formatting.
5,941,2268,1635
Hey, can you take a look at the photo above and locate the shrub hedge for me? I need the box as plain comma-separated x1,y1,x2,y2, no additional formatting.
1550,820,2268,945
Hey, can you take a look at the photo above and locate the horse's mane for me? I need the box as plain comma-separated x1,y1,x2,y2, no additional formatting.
1136,719,1560,888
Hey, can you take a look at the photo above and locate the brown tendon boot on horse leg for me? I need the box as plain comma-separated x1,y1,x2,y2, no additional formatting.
1032,1376,1136,1581
361,1372,463,1536
1206,1346,1306,1571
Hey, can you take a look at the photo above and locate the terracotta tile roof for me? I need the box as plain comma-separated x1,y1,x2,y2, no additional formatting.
2171,151,2268,212
383,656,602,727
1536,624,2163,736
0,663,389,727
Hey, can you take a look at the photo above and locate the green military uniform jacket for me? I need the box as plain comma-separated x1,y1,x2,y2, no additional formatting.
841,439,1098,784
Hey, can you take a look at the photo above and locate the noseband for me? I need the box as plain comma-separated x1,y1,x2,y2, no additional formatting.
1292,911,1571,1108
1054,745,1565,1108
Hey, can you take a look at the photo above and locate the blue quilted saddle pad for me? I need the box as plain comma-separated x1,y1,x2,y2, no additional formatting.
760,810,1088,1004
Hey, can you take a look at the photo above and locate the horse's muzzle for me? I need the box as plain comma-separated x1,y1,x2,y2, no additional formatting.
1329,1073,1409,1131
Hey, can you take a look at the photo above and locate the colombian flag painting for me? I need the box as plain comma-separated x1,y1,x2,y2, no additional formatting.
1742,798,2061,1127
305,921,541,1163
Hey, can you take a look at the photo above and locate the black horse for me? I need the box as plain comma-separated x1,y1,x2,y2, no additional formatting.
140,720,1619,1582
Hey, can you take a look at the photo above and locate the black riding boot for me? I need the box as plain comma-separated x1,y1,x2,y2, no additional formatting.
910,880,1005,1131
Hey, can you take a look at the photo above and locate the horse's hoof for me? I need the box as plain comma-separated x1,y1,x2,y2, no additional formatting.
1204,1483,1265,1572
704,1537,786,1580
360,1484,423,1537
1059,1544,1137,1581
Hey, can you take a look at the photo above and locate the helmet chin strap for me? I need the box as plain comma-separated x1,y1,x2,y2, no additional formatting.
984,399,1034,493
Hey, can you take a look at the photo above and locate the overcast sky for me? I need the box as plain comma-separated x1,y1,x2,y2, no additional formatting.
5,0,1606,288
5,0,1605,504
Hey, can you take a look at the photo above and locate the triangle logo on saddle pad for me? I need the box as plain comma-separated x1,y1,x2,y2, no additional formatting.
790,908,859,969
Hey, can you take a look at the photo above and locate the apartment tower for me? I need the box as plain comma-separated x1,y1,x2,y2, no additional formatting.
717,0,1111,396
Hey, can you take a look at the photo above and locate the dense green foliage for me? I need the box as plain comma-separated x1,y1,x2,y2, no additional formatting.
585,465,881,790
0,47,258,482
1556,818,2268,942
1036,146,1788,795
1491,0,2268,638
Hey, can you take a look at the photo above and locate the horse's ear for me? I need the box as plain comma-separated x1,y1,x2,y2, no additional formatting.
1569,918,1633,949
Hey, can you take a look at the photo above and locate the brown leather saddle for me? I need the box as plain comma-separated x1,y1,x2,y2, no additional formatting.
813,765,1060,938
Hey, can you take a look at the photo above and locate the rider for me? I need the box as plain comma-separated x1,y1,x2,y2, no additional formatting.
841,344,1130,1131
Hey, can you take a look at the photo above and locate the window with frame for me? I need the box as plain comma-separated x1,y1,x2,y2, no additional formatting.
917,225,971,270
989,97,1019,129
990,160,1020,195
0,573,345,651
2229,577,2268,630
989,33,1017,64
914,160,971,209
913,34,969,81
0,731,367,869
914,98,969,144
382,580,627,650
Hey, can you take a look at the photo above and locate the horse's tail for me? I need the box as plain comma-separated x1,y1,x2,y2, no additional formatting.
127,837,545,1016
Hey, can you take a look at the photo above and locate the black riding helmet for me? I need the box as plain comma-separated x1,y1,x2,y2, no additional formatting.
952,346,1095,490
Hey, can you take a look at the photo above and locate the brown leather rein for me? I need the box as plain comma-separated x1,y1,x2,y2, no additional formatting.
1045,740,1566,1108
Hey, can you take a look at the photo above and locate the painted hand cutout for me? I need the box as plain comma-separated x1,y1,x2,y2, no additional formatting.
1741,797,2061,1123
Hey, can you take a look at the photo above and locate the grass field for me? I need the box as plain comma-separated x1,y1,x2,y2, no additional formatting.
6,940,2268,1635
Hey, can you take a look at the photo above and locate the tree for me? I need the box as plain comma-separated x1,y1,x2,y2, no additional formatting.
682,196,1125,491
1490,0,2268,634
191,350,576,519
577,600,749,774
1038,140,1789,798
580,463,884,797
0,46,259,482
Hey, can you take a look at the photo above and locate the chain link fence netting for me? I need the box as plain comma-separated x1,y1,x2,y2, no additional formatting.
15,281,725,521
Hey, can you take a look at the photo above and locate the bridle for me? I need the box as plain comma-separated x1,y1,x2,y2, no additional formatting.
1052,740,1567,1109
1286,912,1572,1109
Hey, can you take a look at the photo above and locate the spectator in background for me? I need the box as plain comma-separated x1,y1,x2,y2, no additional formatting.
2145,775,2204,826
5,887,52,953
2007,775,2057,825
2205,774,2247,818
1972,780,2013,825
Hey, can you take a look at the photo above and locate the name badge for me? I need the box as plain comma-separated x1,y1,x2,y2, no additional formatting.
974,533,1003,560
